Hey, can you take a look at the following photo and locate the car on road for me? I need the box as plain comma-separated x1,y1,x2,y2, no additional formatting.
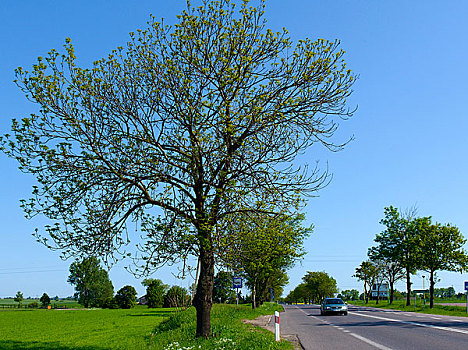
320,297,348,315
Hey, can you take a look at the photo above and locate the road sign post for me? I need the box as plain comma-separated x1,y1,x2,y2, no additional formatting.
233,277,243,306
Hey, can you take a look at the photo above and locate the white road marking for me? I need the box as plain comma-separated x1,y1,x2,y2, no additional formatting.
451,319,464,322
348,332,393,350
430,316,442,320
349,311,468,335
294,306,393,350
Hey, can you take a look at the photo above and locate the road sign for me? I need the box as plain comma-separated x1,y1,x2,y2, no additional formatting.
464,281,468,291
413,289,429,293
233,277,242,289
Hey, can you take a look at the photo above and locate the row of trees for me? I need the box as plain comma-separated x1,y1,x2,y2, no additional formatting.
354,206,468,308
142,279,191,308
284,271,337,304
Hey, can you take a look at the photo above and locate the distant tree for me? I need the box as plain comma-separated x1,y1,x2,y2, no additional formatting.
142,279,168,308
353,261,377,303
164,286,190,308
68,257,114,308
213,271,236,303
14,291,23,307
40,293,50,308
340,289,359,301
369,225,406,305
222,211,310,309
377,206,421,306
302,271,338,303
115,285,137,309
418,222,468,308
260,268,289,303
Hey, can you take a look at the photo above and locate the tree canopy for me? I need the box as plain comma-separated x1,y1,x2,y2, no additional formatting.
1,0,355,337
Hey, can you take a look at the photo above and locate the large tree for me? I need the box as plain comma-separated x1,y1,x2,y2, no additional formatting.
1,0,355,337
418,221,468,308
353,261,377,303
68,257,114,308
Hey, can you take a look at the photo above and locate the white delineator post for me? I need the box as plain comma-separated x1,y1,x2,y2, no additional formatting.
275,311,280,341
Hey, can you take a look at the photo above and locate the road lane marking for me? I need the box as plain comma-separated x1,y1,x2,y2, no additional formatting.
451,319,464,322
348,333,393,350
294,306,393,350
430,316,442,320
349,311,468,335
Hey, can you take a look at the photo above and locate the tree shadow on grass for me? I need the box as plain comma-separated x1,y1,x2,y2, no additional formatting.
0,340,109,350
127,310,174,317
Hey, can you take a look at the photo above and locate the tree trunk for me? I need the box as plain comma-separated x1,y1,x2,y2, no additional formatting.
376,284,380,304
363,282,368,304
429,271,435,309
389,281,394,305
251,282,257,310
192,244,215,338
406,268,411,306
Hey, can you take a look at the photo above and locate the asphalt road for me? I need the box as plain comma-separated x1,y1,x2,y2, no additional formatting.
278,304,468,350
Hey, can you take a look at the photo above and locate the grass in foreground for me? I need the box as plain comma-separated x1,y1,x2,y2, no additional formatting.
351,299,468,317
149,303,293,350
0,305,172,349
0,303,293,349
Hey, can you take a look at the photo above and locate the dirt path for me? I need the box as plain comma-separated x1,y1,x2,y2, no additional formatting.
242,314,303,349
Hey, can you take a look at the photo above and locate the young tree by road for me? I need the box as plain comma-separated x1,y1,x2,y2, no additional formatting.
354,261,377,303
418,221,468,308
1,0,355,337
377,206,421,306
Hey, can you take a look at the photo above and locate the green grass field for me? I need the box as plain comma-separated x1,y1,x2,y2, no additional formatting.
0,303,292,350
0,305,172,349
148,303,292,350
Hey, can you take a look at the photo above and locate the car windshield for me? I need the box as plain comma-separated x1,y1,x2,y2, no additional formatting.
325,299,344,305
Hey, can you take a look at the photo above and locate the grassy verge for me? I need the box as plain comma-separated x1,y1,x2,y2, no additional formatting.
149,303,294,350
351,299,468,317
0,305,173,349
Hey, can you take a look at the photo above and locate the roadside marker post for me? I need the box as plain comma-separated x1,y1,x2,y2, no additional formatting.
274,311,280,342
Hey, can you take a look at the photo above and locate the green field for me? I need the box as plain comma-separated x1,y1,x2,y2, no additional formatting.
0,305,172,349
0,303,292,350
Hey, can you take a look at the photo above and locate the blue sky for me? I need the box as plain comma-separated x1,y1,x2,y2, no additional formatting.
1,0,468,299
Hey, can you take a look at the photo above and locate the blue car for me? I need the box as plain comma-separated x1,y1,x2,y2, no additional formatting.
320,298,348,315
